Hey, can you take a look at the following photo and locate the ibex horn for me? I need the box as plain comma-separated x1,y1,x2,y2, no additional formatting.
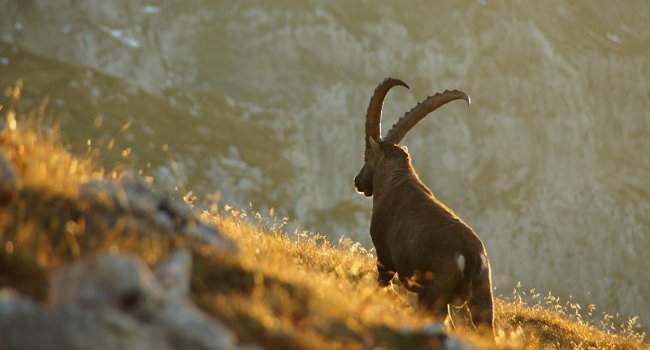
365,77,409,153
383,90,470,145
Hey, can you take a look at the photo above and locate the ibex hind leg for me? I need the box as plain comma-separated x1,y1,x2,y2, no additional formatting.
417,286,452,322
467,275,494,334
447,304,475,331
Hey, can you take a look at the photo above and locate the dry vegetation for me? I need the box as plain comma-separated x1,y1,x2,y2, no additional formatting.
0,83,646,349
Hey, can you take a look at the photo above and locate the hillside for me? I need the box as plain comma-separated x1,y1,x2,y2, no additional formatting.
0,83,646,349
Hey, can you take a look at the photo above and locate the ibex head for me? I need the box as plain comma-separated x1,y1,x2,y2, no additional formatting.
353,77,470,197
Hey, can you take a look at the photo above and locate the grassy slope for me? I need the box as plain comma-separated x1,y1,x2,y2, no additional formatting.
0,84,646,349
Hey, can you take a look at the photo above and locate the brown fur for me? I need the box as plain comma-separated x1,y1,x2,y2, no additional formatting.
354,82,494,333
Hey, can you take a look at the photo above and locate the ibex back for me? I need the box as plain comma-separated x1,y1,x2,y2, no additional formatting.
354,77,494,332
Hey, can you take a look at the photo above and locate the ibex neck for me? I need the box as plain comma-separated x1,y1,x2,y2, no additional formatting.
372,163,429,199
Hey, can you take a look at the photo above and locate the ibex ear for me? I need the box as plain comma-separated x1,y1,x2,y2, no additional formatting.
369,137,381,157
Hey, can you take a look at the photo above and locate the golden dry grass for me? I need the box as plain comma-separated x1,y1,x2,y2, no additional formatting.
0,83,646,349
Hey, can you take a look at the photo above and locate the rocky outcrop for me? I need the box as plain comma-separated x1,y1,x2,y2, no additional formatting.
79,178,237,251
0,251,236,350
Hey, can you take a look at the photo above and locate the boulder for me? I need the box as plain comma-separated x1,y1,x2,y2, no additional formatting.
0,251,236,350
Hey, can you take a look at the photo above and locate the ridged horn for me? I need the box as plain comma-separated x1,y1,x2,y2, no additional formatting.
383,90,470,145
364,77,410,153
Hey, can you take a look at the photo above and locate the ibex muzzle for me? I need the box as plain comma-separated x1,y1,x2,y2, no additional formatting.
354,77,494,333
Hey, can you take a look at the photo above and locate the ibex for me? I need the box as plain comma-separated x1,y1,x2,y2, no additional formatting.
354,77,494,332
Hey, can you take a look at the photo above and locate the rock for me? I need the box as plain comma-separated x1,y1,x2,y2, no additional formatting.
182,220,238,251
421,322,446,337
153,249,192,300
79,179,165,215
237,345,265,350
78,179,119,208
152,250,235,349
0,289,36,316
0,251,236,350
79,179,237,251
120,179,169,215
0,148,20,203
49,253,164,319
156,299,235,350
394,322,477,350
0,304,170,350
443,337,476,350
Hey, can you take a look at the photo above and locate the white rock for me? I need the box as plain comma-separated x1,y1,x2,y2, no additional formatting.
421,322,447,337
156,300,235,350
154,249,192,300
49,253,164,319
0,289,36,316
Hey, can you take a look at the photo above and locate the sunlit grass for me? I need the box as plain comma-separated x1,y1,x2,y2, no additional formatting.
198,207,436,347
1,81,104,196
0,83,646,349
